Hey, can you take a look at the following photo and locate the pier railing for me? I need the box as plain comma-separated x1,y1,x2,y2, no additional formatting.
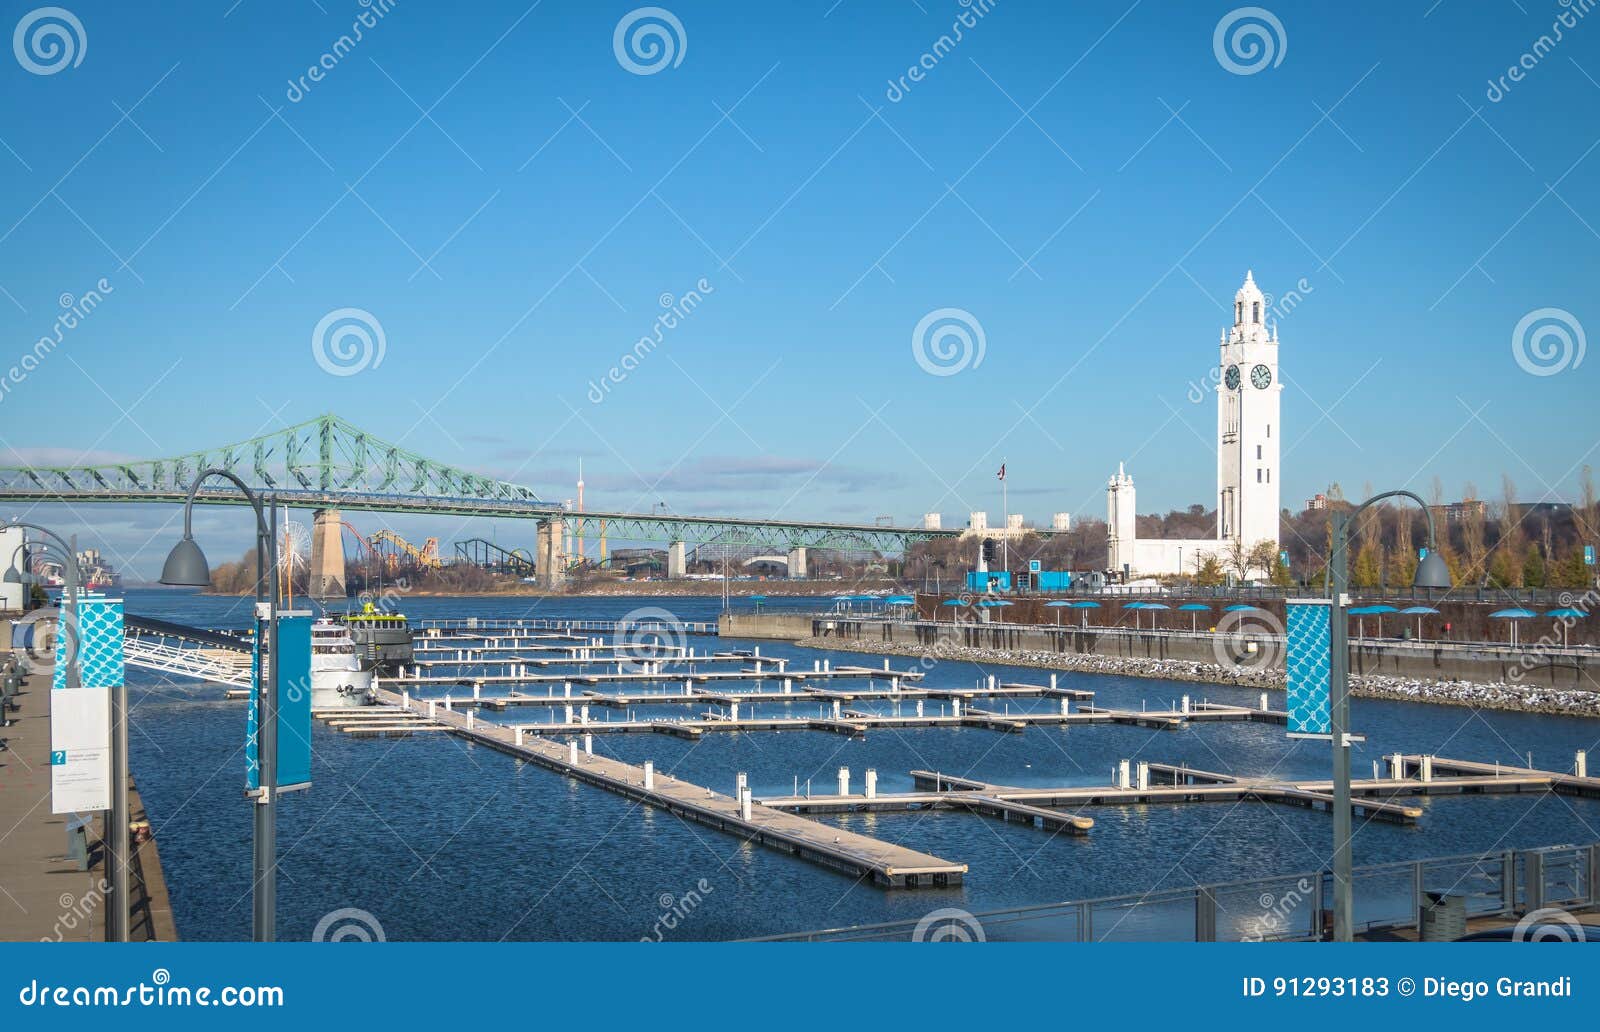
756,842,1599,942
413,617,719,635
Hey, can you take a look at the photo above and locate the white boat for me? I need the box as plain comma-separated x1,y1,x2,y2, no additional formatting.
311,619,375,708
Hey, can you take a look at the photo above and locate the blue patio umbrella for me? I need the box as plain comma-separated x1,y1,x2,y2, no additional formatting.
748,593,767,612
886,596,915,605
1347,604,1394,638
979,599,1012,607
1178,602,1211,632
1044,599,1075,625
1069,599,1101,628
1223,604,1260,612
1135,601,1170,630
1490,607,1537,647
1400,605,1440,639
1544,607,1589,647
940,598,969,622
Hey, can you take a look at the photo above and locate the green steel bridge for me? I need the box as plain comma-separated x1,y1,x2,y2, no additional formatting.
0,413,963,553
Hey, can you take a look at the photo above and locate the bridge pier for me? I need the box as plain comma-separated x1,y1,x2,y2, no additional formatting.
666,541,686,579
308,509,346,599
787,547,807,579
536,518,566,591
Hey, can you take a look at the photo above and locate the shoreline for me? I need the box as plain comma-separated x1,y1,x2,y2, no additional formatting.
786,636,1600,720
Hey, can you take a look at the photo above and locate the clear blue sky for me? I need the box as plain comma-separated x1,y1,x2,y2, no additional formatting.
1,1,1596,574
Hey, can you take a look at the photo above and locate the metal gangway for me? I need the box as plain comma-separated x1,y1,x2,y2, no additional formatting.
122,616,252,688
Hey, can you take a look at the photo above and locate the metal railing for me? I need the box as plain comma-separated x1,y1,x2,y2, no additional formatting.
754,842,1600,942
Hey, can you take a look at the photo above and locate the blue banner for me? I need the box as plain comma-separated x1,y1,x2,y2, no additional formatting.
50,594,122,814
247,612,313,792
1284,599,1332,738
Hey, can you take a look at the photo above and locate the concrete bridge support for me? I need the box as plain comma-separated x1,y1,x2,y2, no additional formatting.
307,508,346,599
536,518,566,591
666,541,686,579
787,546,808,579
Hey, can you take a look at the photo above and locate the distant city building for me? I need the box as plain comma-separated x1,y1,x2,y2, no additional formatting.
923,513,942,530
1108,271,1282,577
1306,493,1328,511
1441,499,1488,522
1051,512,1071,531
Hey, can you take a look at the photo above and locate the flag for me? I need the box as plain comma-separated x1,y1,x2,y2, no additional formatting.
996,464,1006,481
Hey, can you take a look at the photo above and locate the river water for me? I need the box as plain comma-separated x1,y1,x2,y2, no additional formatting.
119,589,1600,941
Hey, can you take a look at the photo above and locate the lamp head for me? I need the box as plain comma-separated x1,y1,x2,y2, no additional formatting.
159,535,211,587
1414,549,1451,590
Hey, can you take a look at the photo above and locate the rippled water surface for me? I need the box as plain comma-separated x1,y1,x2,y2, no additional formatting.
122,589,1600,940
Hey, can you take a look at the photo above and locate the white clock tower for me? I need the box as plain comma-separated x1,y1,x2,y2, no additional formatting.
1216,270,1281,552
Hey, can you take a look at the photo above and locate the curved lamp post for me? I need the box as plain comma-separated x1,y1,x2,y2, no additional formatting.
1327,490,1450,941
158,468,280,942
5,521,133,942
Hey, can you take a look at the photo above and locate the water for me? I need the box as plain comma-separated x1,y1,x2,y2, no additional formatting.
120,589,1600,941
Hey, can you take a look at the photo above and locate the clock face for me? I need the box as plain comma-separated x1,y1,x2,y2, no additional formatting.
1251,363,1272,389
1224,364,1241,390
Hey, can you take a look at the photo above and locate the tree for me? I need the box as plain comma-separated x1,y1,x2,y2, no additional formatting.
1247,539,1280,582
1193,553,1225,586
1523,543,1547,589
1553,547,1592,590
1351,542,1383,588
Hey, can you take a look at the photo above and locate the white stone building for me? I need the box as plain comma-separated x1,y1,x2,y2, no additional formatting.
1107,270,1283,577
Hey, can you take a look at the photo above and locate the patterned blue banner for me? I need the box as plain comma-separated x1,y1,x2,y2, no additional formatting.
1285,599,1332,738
52,594,123,690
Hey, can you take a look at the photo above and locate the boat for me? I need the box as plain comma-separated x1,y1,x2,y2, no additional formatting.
333,601,415,674
311,619,376,708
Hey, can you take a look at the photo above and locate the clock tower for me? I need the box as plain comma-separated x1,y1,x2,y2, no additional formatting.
1216,270,1281,553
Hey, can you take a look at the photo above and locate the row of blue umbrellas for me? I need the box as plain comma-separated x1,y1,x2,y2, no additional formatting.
1487,606,1590,647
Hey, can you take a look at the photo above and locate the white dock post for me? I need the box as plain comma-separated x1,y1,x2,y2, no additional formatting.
890,677,899,694
824,659,831,672
1050,673,1058,690
427,700,436,719
916,700,924,717
865,768,877,799
583,733,593,755
1577,750,1588,778
831,699,841,719
1118,759,1131,789
739,786,752,821
813,660,820,672
782,678,792,694
884,659,891,671
514,728,524,747
837,766,850,796
568,740,579,764
730,702,740,721
683,679,693,692
473,681,481,701
1181,694,1191,714
1389,753,1404,780
401,690,410,710
1259,691,1268,711
444,695,453,712
564,704,574,724
1420,755,1434,782
1136,761,1149,790
580,705,589,725
987,674,996,691
564,681,572,698
643,761,655,791
951,698,962,717
736,771,747,798
466,711,475,730
1060,698,1070,716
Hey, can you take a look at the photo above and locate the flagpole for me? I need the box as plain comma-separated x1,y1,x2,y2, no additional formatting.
1001,459,1008,576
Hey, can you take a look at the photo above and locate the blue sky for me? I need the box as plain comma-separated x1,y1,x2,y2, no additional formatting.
1,1,1596,574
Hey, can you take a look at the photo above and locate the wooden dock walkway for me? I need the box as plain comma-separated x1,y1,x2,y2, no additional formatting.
364,689,965,887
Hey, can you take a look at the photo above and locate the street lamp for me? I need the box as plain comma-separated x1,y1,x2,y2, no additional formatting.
5,521,132,942
158,468,281,942
1327,490,1450,941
